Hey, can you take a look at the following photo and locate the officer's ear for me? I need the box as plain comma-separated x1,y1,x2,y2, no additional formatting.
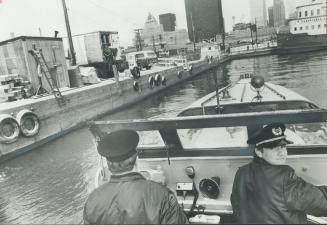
255,148,263,158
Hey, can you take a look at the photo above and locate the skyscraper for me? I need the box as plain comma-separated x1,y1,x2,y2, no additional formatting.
249,0,267,27
159,13,176,32
273,0,286,27
268,6,274,27
184,0,224,43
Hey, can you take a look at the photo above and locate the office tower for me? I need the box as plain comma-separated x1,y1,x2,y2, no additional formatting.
185,0,224,42
273,0,286,27
268,6,274,27
249,0,267,27
159,13,176,32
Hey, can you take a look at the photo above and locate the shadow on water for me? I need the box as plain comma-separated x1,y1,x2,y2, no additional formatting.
1,51,327,223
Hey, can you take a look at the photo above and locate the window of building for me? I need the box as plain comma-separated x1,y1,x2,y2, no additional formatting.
311,10,314,16
305,11,308,17
300,27,303,30
318,24,321,28
325,24,327,28
294,27,297,31
317,9,321,15
299,12,302,17
311,25,315,29
305,26,309,30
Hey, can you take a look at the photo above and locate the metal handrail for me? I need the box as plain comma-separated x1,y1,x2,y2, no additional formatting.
201,84,232,115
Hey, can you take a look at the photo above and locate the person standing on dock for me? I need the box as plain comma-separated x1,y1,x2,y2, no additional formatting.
83,129,188,224
231,123,327,224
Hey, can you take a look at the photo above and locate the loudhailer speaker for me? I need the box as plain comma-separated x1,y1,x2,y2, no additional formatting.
199,176,220,199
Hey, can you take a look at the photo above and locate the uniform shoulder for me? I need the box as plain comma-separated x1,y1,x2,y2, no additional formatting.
278,165,295,176
85,182,112,205
145,179,169,191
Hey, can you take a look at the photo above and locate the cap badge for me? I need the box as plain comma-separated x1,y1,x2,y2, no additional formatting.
272,127,282,136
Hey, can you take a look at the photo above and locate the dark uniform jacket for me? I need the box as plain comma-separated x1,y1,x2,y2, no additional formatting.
83,172,188,224
231,157,327,224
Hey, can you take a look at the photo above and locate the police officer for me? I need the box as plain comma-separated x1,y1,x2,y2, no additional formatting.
83,129,188,224
231,123,327,224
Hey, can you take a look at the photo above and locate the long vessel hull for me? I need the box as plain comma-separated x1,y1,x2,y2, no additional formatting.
0,56,230,162
276,33,327,54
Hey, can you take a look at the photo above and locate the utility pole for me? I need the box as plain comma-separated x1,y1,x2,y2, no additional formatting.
255,18,258,46
152,35,156,54
61,0,76,66
249,23,254,49
190,10,196,51
219,0,225,51
134,29,143,51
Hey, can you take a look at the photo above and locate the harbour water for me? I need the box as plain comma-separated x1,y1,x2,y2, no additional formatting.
1,51,327,224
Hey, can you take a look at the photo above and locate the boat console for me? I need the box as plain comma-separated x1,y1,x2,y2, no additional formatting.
89,109,327,224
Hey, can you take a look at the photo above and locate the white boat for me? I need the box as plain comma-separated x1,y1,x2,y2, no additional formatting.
178,74,320,117
89,76,327,224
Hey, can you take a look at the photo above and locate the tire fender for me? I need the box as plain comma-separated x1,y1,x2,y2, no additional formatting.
133,81,140,92
16,110,40,137
162,76,167,86
0,114,20,144
154,74,161,86
178,71,183,79
148,76,154,89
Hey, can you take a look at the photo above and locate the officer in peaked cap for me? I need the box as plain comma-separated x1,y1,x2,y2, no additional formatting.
231,122,327,224
83,129,188,225
247,122,293,149
97,129,139,162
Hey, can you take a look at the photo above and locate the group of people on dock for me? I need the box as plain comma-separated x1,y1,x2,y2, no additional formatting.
83,123,327,224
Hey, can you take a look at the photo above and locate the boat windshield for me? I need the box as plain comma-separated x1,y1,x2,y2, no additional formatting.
178,101,319,117
136,122,327,151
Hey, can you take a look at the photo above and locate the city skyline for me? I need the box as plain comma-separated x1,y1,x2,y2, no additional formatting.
0,0,303,46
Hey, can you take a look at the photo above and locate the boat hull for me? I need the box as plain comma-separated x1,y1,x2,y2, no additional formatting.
276,33,327,54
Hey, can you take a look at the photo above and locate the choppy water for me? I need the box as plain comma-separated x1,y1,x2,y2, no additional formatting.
1,51,327,224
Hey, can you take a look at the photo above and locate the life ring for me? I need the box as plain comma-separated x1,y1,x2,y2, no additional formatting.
148,76,154,89
154,74,161,86
0,114,20,144
16,110,40,137
131,66,140,79
162,76,167,86
178,71,183,79
133,81,140,92
189,65,193,74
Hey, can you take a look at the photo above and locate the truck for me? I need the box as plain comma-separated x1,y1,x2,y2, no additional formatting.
125,50,158,78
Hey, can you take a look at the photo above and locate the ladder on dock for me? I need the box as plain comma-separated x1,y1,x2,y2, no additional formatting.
29,48,66,107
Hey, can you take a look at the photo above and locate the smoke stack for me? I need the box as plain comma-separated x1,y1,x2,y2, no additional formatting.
54,31,59,38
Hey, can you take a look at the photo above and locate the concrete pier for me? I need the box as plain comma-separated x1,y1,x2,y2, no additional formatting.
0,56,230,162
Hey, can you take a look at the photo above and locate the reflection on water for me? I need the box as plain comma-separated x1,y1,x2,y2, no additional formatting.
1,51,327,223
